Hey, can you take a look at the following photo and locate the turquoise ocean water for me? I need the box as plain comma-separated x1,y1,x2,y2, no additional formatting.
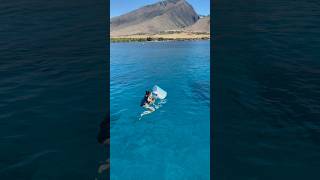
110,41,210,179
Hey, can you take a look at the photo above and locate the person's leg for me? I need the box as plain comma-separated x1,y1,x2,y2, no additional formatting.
143,104,155,112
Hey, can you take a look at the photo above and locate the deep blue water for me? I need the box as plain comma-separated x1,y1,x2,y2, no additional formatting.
110,41,210,179
213,0,320,179
0,1,107,179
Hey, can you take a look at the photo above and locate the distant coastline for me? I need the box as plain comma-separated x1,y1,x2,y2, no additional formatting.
111,31,210,43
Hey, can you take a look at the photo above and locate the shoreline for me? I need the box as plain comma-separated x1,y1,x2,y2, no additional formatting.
110,32,210,43
111,37,210,43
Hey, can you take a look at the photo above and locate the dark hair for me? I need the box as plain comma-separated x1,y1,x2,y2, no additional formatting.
145,90,151,96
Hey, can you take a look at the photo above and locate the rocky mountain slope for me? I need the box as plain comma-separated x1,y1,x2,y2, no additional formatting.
184,16,210,33
110,0,207,37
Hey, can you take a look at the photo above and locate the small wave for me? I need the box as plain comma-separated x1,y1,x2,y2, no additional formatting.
0,150,58,174
0,134,26,140
139,99,167,120
189,81,210,106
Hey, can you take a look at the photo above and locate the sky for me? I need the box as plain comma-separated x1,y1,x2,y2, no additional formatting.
110,0,210,18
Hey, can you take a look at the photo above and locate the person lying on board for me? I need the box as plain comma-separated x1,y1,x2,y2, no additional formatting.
140,90,155,111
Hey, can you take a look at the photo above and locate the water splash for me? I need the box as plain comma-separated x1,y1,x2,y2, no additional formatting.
139,99,167,120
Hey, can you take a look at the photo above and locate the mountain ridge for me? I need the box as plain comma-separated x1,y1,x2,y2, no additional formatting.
110,0,210,37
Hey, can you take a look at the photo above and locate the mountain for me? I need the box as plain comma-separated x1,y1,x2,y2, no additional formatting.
184,16,210,33
110,0,200,36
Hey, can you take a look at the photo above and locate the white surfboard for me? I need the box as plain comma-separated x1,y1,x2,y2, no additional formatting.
139,85,167,120
152,85,167,99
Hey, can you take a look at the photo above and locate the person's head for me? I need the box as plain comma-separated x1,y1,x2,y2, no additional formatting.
145,90,151,97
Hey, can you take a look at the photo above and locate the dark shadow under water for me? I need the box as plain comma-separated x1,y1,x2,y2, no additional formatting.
96,116,110,179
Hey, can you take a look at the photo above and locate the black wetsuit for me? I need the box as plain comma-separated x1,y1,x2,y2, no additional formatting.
140,96,148,106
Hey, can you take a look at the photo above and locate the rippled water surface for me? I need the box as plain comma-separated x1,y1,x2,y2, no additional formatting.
0,1,107,179
213,0,320,179
110,41,210,179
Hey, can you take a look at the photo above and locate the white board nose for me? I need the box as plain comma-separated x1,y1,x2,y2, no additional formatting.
153,85,167,99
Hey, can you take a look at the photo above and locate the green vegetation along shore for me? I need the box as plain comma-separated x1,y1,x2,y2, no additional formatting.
111,37,210,43
110,32,210,43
